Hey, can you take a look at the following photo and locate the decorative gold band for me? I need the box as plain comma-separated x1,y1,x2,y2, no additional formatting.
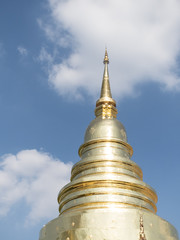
79,138,133,157
59,201,155,215
71,159,143,181
59,191,157,213
58,179,157,206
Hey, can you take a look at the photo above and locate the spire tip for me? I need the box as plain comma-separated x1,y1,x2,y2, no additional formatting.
103,48,109,64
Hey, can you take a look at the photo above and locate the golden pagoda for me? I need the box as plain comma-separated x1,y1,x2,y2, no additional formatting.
39,50,179,240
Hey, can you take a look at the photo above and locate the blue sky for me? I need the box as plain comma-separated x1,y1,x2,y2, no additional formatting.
0,0,180,239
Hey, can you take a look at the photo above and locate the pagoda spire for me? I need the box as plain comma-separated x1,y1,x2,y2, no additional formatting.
95,49,117,118
100,48,112,98
39,51,179,240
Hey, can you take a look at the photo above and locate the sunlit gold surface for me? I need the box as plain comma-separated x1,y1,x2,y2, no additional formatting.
39,209,179,240
39,50,179,240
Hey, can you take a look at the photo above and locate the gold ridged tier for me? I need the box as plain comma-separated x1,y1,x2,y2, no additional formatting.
57,50,157,216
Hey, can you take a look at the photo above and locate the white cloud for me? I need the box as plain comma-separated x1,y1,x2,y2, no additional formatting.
40,0,180,100
0,149,72,225
17,46,28,56
38,47,53,64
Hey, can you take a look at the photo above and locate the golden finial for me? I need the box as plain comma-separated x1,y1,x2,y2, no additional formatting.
95,49,117,118
100,48,112,98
